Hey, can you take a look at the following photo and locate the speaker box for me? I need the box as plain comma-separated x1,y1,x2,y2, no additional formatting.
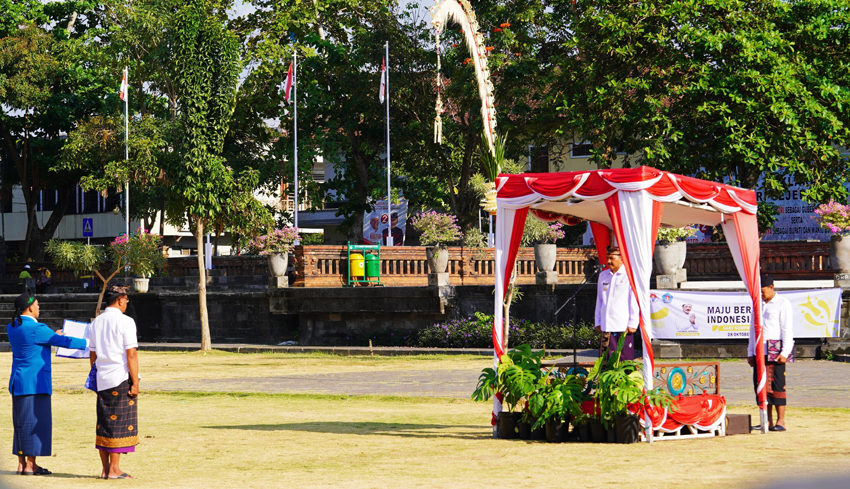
726,414,752,435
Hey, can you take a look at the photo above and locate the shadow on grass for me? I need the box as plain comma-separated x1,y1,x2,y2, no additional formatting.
0,469,101,479
203,422,491,440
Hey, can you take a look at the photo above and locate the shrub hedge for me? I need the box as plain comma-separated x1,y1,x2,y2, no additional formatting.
410,312,600,350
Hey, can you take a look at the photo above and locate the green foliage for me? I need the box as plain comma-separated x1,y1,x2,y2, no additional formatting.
585,335,674,429
527,372,586,429
170,0,242,223
301,233,325,246
462,228,488,258
109,230,167,278
412,312,599,350
410,211,462,247
656,226,697,245
44,240,105,276
522,219,565,246
478,131,509,181
758,202,780,236
558,0,850,203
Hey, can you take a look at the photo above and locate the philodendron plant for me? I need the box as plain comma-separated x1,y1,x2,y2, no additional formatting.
472,344,545,413
527,369,586,430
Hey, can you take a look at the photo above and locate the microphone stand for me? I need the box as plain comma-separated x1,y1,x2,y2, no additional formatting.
554,260,600,368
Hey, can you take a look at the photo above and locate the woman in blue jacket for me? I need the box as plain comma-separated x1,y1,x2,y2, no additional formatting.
7,293,87,476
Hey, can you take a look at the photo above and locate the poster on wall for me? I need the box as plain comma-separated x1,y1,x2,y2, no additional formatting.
649,289,842,339
363,199,407,246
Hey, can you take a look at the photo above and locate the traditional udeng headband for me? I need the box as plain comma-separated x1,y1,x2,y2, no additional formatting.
27,296,35,305
107,284,130,295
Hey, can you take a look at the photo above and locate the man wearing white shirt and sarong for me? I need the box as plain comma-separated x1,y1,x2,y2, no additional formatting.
89,285,140,479
594,246,640,361
748,274,794,432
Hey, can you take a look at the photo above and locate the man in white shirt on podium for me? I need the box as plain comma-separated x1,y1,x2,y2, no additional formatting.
594,246,639,361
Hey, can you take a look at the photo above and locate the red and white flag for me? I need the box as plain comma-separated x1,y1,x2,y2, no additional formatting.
119,68,128,101
283,62,294,105
378,57,386,103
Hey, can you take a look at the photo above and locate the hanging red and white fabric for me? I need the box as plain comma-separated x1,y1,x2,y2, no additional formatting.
119,68,128,101
379,57,387,103
283,62,294,105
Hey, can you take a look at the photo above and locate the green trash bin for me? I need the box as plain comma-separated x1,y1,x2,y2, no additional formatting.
365,253,381,278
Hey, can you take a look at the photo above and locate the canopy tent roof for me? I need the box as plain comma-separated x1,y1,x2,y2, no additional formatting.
490,166,768,440
495,166,757,229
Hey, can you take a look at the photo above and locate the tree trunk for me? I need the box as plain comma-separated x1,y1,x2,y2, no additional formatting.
195,219,211,351
23,187,73,261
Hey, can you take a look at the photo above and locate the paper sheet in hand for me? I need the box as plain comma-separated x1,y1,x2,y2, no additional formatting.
56,319,90,359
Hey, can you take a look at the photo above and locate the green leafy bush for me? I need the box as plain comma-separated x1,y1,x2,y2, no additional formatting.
656,225,696,244
410,312,600,350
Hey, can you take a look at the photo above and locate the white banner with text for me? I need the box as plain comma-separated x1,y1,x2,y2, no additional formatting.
649,289,842,339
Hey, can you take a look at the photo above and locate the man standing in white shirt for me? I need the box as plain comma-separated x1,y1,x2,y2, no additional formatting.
595,246,640,361
89,285,140,479
748,274,794,432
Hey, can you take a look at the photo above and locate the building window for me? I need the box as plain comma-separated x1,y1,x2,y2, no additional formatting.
83,190,99,214
571,141,593,158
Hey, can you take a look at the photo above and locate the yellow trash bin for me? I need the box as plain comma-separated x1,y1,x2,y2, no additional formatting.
349,253,365,278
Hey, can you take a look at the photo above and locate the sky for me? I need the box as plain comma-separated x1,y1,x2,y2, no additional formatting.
233,0,434,20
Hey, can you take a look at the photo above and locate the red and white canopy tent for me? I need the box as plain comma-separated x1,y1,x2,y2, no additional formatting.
491,166,768,433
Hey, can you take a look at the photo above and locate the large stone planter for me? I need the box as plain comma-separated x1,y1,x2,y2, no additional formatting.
654,241,687,275
268,252,289,277
534,243,557,272
426,246,449,274
133,278,149,294
830,235,850,273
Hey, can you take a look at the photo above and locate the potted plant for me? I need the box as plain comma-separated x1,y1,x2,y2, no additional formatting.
586,334,642,443
411,212,461,274
472,344,544,440
812,200,850,272
110,229,167,293
522,219,565,273
654,225,696,275
527,369,584,443
46,231,166,315
249,227,301,277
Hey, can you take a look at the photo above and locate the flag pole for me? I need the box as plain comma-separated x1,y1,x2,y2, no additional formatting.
293,52,300,242
124,66,129,237
385,42,392,246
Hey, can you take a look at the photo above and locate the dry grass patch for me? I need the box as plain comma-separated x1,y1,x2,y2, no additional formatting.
0,352,492,391
0,390,847,489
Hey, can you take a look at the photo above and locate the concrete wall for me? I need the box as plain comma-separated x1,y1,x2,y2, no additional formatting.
128,292,297,343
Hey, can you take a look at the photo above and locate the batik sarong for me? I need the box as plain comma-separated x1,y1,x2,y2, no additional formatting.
96,380,138,452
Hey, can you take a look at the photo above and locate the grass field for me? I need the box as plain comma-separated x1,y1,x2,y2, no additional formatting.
0,352,847,488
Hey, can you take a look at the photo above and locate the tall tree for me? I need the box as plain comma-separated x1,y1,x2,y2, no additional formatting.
0,1,113,259
557,0,850,201
171,0,270,351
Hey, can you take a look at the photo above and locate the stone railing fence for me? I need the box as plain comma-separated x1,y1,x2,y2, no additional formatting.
5,241,833,289
291,246,598,287
683,241,831,280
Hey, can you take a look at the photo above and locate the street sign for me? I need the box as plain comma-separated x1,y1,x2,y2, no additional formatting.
82,218,94,237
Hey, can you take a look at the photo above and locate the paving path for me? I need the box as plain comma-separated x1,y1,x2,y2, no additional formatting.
144,358,850,409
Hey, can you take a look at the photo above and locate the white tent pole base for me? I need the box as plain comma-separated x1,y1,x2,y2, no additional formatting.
760,409,768,434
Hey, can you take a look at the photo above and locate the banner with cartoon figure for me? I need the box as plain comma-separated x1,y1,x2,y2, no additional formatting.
649,289,842,339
